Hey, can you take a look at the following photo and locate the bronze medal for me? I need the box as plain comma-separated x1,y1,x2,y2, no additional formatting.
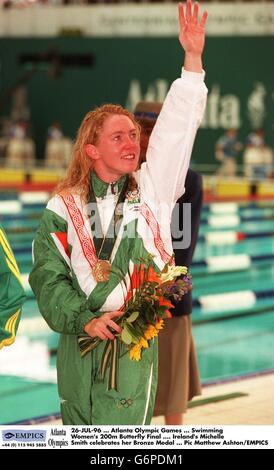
92,260,111,283
89,174,129,284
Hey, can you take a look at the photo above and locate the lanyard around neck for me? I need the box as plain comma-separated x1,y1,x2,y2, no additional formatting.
89,175,129,261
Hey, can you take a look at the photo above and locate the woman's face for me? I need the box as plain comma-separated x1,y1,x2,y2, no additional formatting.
91,114,140,182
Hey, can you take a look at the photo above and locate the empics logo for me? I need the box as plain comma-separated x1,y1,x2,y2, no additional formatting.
3,432,15,440
2,429,46,442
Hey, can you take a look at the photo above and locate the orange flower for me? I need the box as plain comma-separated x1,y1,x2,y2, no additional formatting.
159,296,174,309
130,264,144,289
130,264,161,290
147,266,161,284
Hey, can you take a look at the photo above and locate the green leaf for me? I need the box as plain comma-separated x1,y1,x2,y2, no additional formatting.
121,326,133,345
126,311,139,323
126,323,141,344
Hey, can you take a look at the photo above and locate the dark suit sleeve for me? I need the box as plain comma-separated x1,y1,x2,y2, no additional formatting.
171,169,203,315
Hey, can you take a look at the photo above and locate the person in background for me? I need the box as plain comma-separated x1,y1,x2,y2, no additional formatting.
0,223,26,349
243,129,273,180
215,128,242,177
134,101,202,425
29,1,208,425
45,121,73,169
5,120,35,169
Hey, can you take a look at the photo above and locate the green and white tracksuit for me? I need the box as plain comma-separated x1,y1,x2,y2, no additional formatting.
29,69,207,425
0,224,26,349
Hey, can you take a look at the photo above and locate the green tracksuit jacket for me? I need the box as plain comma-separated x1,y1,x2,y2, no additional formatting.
0,223,26,349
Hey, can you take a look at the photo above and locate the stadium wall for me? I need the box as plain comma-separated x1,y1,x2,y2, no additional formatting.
0,3,272,164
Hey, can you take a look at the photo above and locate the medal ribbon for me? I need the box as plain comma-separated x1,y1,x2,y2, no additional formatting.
89,174,129,261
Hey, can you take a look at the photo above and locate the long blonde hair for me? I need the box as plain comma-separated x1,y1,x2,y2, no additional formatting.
55,104,140,202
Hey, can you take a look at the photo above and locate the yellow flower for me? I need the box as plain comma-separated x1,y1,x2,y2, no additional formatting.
129,344,142,361
155,319,164,330
129,335,149,361
139,337,149,349
144,324,159,340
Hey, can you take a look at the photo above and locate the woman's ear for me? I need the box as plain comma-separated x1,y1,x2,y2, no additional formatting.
85,144,99,160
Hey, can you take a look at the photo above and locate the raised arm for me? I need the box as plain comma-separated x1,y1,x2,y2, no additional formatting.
179,1,207,72
139,1,208,207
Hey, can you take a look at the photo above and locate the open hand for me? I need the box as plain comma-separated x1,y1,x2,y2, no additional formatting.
178,1,208,56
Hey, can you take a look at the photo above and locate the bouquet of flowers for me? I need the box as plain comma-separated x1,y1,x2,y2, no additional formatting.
119,256,192,361
78,255,192,390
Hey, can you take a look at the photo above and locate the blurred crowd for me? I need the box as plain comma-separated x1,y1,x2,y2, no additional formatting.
1,0,186,8
6,0,262,8
1,113,273,180
215,128,273,180
0,118,72,169
2,0,271,6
